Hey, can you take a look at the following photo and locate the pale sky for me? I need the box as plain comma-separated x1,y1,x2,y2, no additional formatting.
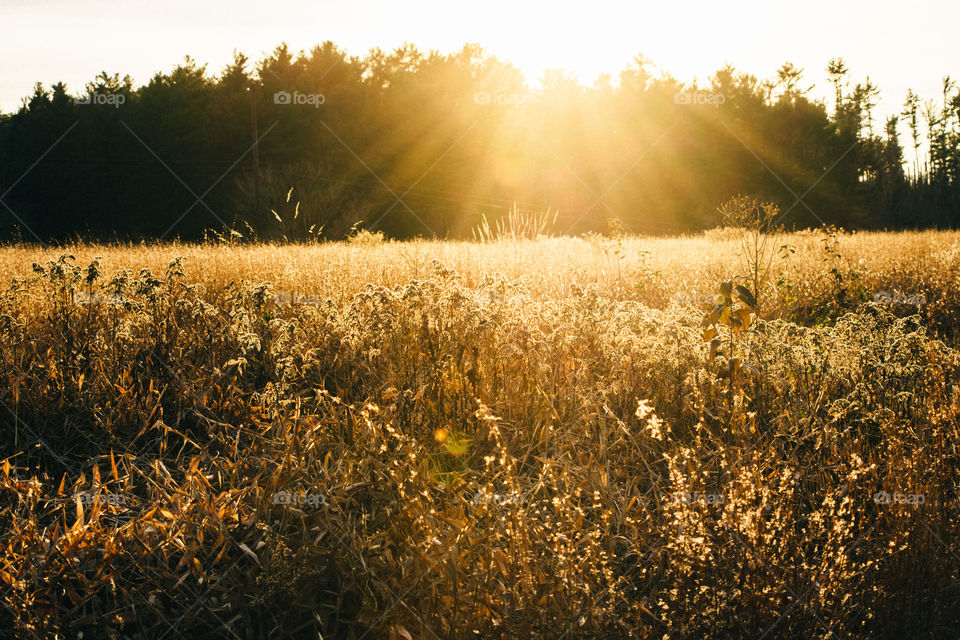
0,0,956,121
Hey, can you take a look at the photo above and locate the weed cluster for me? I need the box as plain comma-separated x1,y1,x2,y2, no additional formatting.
0,239,958,638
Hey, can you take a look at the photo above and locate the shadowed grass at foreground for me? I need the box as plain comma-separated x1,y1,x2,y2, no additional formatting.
0,232,959,638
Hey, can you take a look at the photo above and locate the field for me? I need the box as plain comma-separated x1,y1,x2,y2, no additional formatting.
1,228,960,639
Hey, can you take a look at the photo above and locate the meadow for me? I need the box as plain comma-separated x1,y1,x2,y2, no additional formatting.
1,227,959,638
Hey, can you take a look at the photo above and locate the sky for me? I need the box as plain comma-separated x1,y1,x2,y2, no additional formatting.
0,0,956,121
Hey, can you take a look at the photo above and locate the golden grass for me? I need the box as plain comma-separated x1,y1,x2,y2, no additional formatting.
1,228,957,309
0,229,958,638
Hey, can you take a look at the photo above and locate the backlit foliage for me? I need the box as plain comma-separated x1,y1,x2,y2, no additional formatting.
0,230,959,638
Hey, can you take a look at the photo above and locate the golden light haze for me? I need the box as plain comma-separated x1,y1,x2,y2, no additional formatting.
1,0,955,119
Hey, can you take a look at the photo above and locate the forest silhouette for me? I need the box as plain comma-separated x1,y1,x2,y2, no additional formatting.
1,42,958,241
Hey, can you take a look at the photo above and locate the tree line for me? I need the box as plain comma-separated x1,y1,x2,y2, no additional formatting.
1,42,958,241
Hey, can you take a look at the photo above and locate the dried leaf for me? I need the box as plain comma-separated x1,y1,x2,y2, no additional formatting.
735,285,757,308
238,542,260,564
